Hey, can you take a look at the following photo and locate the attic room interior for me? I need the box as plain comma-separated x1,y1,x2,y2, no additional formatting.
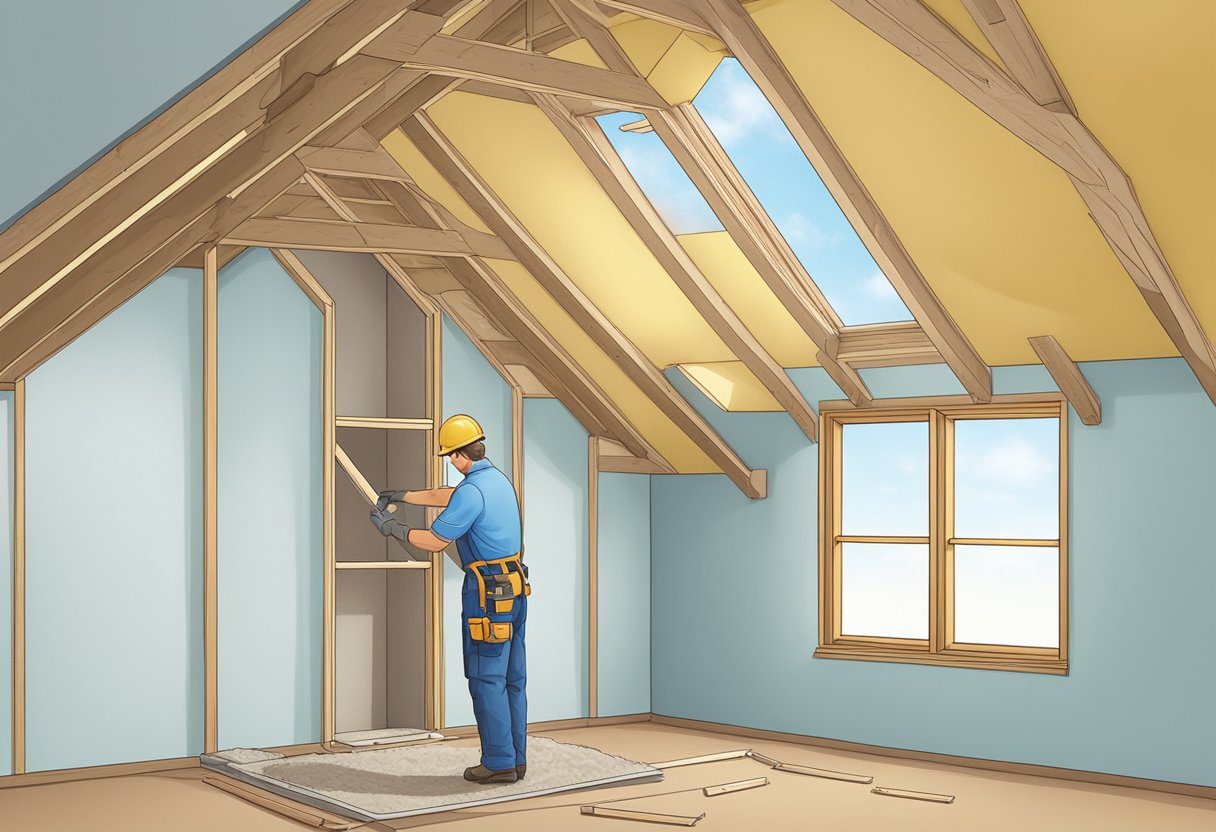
0,0,1212,829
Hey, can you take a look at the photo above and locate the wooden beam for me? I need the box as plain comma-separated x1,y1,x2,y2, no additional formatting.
1028,335,1100,425
362,74,463,140
836,321,941,369
833,0,1216,404
650,104,875,408
0,52,404,375
297,145,413,181
550,0,639,75
362,33,668,109
0,0,349,274
453,0,526,41
538,95,821,440
694,0,993,402
370,163,664,465
0,160,305,381
960,0,1074,114
648,108,838,348
223,216,513,259
271,2,437,114
405,112,766,497
594,0,713,35
202,247,218,755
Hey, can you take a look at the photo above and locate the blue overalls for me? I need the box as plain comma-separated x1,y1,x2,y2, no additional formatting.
430,459,526,772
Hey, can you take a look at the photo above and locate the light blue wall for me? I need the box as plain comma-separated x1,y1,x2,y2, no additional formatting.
217,249,323,749
24,270,203,771
652,358,1216,787
597,473,651,717
522,399,589,722
0,392,13,776
1,0,300,228
441,316,514,727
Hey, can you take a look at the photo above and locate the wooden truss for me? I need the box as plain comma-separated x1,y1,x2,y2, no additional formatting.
0,0,1182,506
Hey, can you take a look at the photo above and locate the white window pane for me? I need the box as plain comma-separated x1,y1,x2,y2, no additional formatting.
954,545,1059,648
842,421,928,536
841,543,928,639
954,418,1059,539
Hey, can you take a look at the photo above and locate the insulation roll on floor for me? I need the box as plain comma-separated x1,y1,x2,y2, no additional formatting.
201,736,661,820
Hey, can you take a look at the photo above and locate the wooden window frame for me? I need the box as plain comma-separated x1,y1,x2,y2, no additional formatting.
816,394,1068,675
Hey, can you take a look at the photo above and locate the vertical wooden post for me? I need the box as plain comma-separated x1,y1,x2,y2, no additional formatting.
12,378,25,774
512,388,524,518
320,291,336,747
430,304,445,731
203,247,219,754
587,435,599,719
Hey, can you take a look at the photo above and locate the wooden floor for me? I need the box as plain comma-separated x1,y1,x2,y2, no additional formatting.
1,722,1211,831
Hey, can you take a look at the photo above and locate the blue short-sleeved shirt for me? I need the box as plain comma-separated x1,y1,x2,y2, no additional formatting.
431,459,522,570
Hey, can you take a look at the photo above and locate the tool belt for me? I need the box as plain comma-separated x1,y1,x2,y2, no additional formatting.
465,553,530,644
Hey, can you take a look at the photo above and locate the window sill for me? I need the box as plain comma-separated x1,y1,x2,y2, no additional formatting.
814,643,1068,675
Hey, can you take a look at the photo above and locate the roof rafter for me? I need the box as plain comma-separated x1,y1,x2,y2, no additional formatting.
358,145,671,467
403,111,766,497
362,33,668,109
648,107,872,408
0,10,458,378
692,0,993,402
222,215,513,259
1028,335,1100,426
535,93,823,439
832,0,1216,405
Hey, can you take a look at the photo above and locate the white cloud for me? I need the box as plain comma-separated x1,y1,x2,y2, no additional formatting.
783,212,838,249
967,438,1053,486
862,271,899,301
699,71,784,147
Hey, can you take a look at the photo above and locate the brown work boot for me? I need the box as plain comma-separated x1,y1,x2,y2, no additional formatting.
516,764,526,780
463,764,518,784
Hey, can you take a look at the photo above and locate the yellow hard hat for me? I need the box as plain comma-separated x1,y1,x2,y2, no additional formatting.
437,414,485,456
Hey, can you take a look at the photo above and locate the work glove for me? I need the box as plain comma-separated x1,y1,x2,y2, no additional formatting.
376,489,407,512
370,506,410,543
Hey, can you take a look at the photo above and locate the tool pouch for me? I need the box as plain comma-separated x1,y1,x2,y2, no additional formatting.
468,617,512,643
465,554,530,640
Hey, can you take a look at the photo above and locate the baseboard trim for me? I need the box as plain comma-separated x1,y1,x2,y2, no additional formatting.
0,756,199,790
442,713,652,737
650,714,1215,801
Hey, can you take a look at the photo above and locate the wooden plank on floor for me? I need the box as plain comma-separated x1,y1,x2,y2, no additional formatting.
872,786,955,804
580,805,705,826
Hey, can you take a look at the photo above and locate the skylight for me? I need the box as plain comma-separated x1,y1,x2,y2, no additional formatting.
594,111,724,236
693,59,912,326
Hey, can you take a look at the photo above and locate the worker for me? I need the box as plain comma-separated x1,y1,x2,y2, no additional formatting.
369,414,528,785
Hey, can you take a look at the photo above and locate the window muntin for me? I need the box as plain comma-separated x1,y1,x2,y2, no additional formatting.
693,59,912,326
818,399,1067,673
595,111,724,235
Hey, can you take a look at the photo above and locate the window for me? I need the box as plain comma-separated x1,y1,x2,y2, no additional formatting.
693,59,912,326
817,397,1067,674
595,111,724,235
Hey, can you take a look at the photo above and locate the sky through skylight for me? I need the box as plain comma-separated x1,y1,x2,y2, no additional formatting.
693,59,912,325
595,111,724,236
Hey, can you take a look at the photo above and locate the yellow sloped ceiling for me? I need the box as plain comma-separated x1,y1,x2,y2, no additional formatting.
428,91,737,369
486,258,718,473
381,129,492,233
681,361,782,411
750,0,1177,365
608,16,723,103
678,231,819,368
1019,0,1216,345
548,38,609,70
